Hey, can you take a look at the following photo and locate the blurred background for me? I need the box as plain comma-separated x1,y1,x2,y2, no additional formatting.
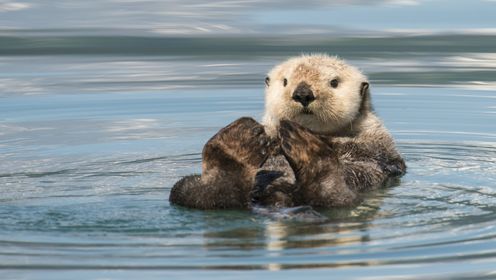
1,0,496,93
1,1,496,280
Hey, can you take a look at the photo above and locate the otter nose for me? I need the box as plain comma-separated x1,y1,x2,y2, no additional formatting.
292,82,315,107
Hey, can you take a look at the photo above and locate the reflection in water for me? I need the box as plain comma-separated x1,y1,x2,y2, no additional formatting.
201,191,391,270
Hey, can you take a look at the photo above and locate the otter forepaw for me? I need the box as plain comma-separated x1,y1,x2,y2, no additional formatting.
250,170,295,208
250,170,284,202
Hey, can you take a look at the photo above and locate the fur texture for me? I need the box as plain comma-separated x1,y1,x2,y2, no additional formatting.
263,54,367,136
169,117,275,209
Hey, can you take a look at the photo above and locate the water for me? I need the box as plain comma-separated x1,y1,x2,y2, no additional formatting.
1,2,496,278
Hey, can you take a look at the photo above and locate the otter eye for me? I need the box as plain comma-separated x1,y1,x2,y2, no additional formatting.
283,78,288,87
330,79,339,88
265,76,270,86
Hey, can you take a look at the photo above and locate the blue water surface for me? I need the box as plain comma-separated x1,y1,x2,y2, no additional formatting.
1,1,496,279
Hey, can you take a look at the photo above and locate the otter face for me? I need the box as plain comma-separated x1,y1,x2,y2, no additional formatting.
262,54,369,135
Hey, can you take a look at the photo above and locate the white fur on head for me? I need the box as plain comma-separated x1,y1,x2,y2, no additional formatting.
262,54,368,136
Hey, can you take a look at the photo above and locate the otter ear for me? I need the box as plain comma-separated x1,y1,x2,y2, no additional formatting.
359,82,373,114
265,76,270,87
360,82,369,97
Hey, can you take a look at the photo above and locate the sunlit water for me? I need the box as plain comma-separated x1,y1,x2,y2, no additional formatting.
1,35,496,280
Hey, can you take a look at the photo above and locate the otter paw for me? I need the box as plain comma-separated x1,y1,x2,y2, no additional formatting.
250,175,294,208
250,170,285,204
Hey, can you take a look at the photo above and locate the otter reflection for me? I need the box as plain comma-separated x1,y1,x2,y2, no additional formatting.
201,188,393,270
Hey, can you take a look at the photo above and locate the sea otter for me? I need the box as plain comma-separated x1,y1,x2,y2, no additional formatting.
169,54,406,209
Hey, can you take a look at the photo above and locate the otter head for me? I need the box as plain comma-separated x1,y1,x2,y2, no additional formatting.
262,54,371,136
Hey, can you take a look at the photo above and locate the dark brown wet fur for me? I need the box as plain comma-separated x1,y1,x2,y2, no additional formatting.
170,116,406,209
278,120,357,207
278,120,405,208
169,117,275,209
